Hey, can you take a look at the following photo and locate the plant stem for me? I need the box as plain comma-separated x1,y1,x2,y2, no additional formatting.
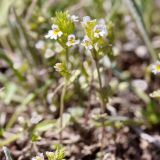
59,80,67,144
59,47,69,144
93,50,107,160
93,50,106,113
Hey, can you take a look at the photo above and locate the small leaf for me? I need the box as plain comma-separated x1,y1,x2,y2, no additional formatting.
31,133,41,142
0,127,4,137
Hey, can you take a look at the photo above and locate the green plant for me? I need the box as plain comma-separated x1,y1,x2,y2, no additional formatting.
45,11,78,143
3,145,65,160
45,11,114,159
32,145,65,160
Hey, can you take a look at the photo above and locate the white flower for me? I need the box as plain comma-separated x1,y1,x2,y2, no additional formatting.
54,63,63,72
81,36,93,50
93,24,108,38
71,15,79,22
66,34,79,47
32,153,44,160
45,24,63,40
151,61,160,74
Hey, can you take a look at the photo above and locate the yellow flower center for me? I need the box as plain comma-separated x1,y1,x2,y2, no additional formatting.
53,28,60,35
85,40,91,46
69,38,75,44
95,29,100,34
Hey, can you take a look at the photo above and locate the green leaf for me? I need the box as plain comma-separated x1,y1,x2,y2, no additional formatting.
33,120,56,132
4,83,17,104
0,127,4,137
31,133,41,142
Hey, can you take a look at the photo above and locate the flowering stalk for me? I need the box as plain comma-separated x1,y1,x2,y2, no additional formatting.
45,13,114,156
45,11,79,144
81,16,113,159
54,49,70,144
92,49,106,159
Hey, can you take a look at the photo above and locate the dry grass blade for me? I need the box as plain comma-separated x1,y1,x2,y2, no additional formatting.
125,0,157,62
